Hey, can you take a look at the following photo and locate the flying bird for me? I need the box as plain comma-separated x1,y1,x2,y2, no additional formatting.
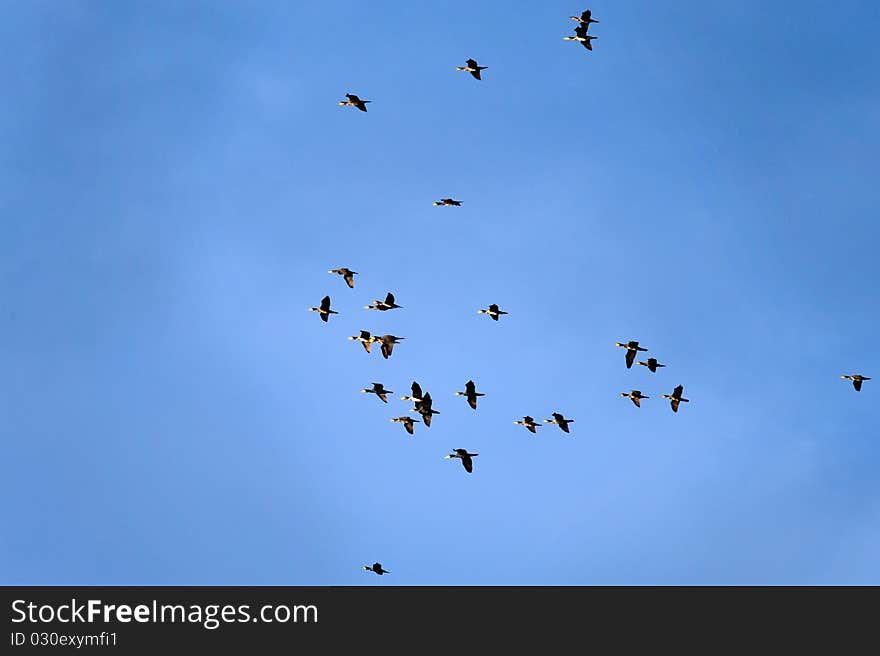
361,382,393,403
478,304,508,321
363,562,389,575
636,357,666,373
433,198,462,206
616,340,648,369
339,93,370,112
328,268,358,288
401,381,425,405
376,334,404,359
544,412,574,433
455,380,485,410
620,390,649,407
456,58,488,80
564,24,598,50
445,449,479,473
514,416,541,434
841,374,871,392
662,385,690,412
570,10,599,27
348,330,379,353
308,295,337,323
413,392,440,427
390,416,419,435
365,292,402,311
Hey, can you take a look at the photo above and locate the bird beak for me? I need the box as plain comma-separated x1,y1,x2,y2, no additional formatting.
444,455,452,459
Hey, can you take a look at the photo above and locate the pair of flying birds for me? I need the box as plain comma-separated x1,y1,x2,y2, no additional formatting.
514,413,575,434
564,9,599,50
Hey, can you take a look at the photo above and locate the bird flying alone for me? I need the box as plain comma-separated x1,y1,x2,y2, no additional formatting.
636,357,666,373
329,267,357,288
339,93,370,111
620,390,649,407
361,382,393,403
514,416,541,434
433,198,462,207
365,292,402,311
661,385,690,413
308,295,337,323
348,330,379,353
390,416,419,435
478,304,508,321
455,380,485,410
456,58,488,80
564,25,598,50
616,340,648,369
363,562,389,575
841,374,871,392
544,412,574,433
445,449,479,473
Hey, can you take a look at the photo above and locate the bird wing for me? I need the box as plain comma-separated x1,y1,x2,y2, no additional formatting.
465,380,476,394
561,422,570,433
362,341,372,353
466,58,477,67
626,349,636,368
462,455,473,473
673,385,684,399
378,392,388,403
405,420,414,434
671,398,680,412
854,378,862,391
320,296,331,311
583,39,593,51
468,396,477,410
344,272,355,288
423,413,432,427
471,69,481,80
346,94,359,102
381,341,391,358
412,381,423,398
632,396,641,407
319,312,328,322
385,292,395,305
489,304,499,313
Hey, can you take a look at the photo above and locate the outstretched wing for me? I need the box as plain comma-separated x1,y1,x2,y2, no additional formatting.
671,398,680,413
673,385,684,399
468,396,478,410
465,380,476,395
404,420,414,435
344,272,355,288
320,295,331,312
625,349,636,368
385,292,395,305
854,378,863,391
462,455,473,473
632,396,641,407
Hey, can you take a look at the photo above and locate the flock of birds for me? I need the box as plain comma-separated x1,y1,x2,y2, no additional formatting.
320,9,872,578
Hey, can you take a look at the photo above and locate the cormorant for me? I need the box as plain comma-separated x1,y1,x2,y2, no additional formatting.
841,374,871,392
390,416,419,435
662,385,690,412
620,390,649,407
329,267,358,288
636,357,666,373
401,381,424,405
570,10,599,27
478,304,508,321
348,330,379,353
363,562,389,575
376,334,404,359
514,416,541,433
433,198,463,206
339,93,370,112
564,25,598,50
615,340,648,368
445,449,479,473
365,292,402,311
308,295,337,322
544,412,574,433
361,382,393,403
456,58,488,80
413,392,439,427
455,380,485,410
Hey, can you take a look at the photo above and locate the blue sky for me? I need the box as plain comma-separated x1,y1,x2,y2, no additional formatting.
1,1,878,585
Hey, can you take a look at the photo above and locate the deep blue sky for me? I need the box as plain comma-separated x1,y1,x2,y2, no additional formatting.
2,1,878,585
